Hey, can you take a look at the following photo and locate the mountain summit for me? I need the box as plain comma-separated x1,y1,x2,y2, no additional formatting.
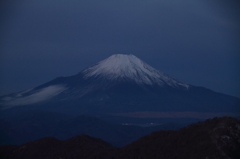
82,54,188,88
0,54,240,119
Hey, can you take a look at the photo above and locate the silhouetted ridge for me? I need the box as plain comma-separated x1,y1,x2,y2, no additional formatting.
1,117,239,159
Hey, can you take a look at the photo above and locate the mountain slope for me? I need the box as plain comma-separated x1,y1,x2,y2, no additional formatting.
111,116,240,159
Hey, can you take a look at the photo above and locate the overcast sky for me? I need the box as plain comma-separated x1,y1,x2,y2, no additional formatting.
0,0,240,97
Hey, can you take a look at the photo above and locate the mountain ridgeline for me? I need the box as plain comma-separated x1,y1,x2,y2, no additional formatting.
1,117,239,159
0,54,239,120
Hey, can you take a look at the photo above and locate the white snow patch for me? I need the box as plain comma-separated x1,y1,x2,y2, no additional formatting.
1,85,67,109
83,54,189,88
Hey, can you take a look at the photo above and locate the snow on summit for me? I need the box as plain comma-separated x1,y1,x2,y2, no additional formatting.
83,54,189,88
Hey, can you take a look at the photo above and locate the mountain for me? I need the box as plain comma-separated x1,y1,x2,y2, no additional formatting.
1,117,239,159
0,54,240,121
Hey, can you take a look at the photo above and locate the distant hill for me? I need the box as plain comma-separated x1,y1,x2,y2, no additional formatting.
1,116,239,159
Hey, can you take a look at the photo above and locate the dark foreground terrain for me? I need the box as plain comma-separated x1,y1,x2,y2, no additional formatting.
1,116,239,159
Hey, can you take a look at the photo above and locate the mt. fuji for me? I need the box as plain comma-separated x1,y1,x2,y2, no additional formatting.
1,54,239,119
83,54,188,88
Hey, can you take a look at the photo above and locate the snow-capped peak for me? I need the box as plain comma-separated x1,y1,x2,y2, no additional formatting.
83,54,189,88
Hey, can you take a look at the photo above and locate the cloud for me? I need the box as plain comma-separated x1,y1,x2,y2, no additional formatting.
1,85,67,109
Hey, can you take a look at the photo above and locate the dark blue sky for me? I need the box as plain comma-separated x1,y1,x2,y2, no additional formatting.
1,0,240,97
